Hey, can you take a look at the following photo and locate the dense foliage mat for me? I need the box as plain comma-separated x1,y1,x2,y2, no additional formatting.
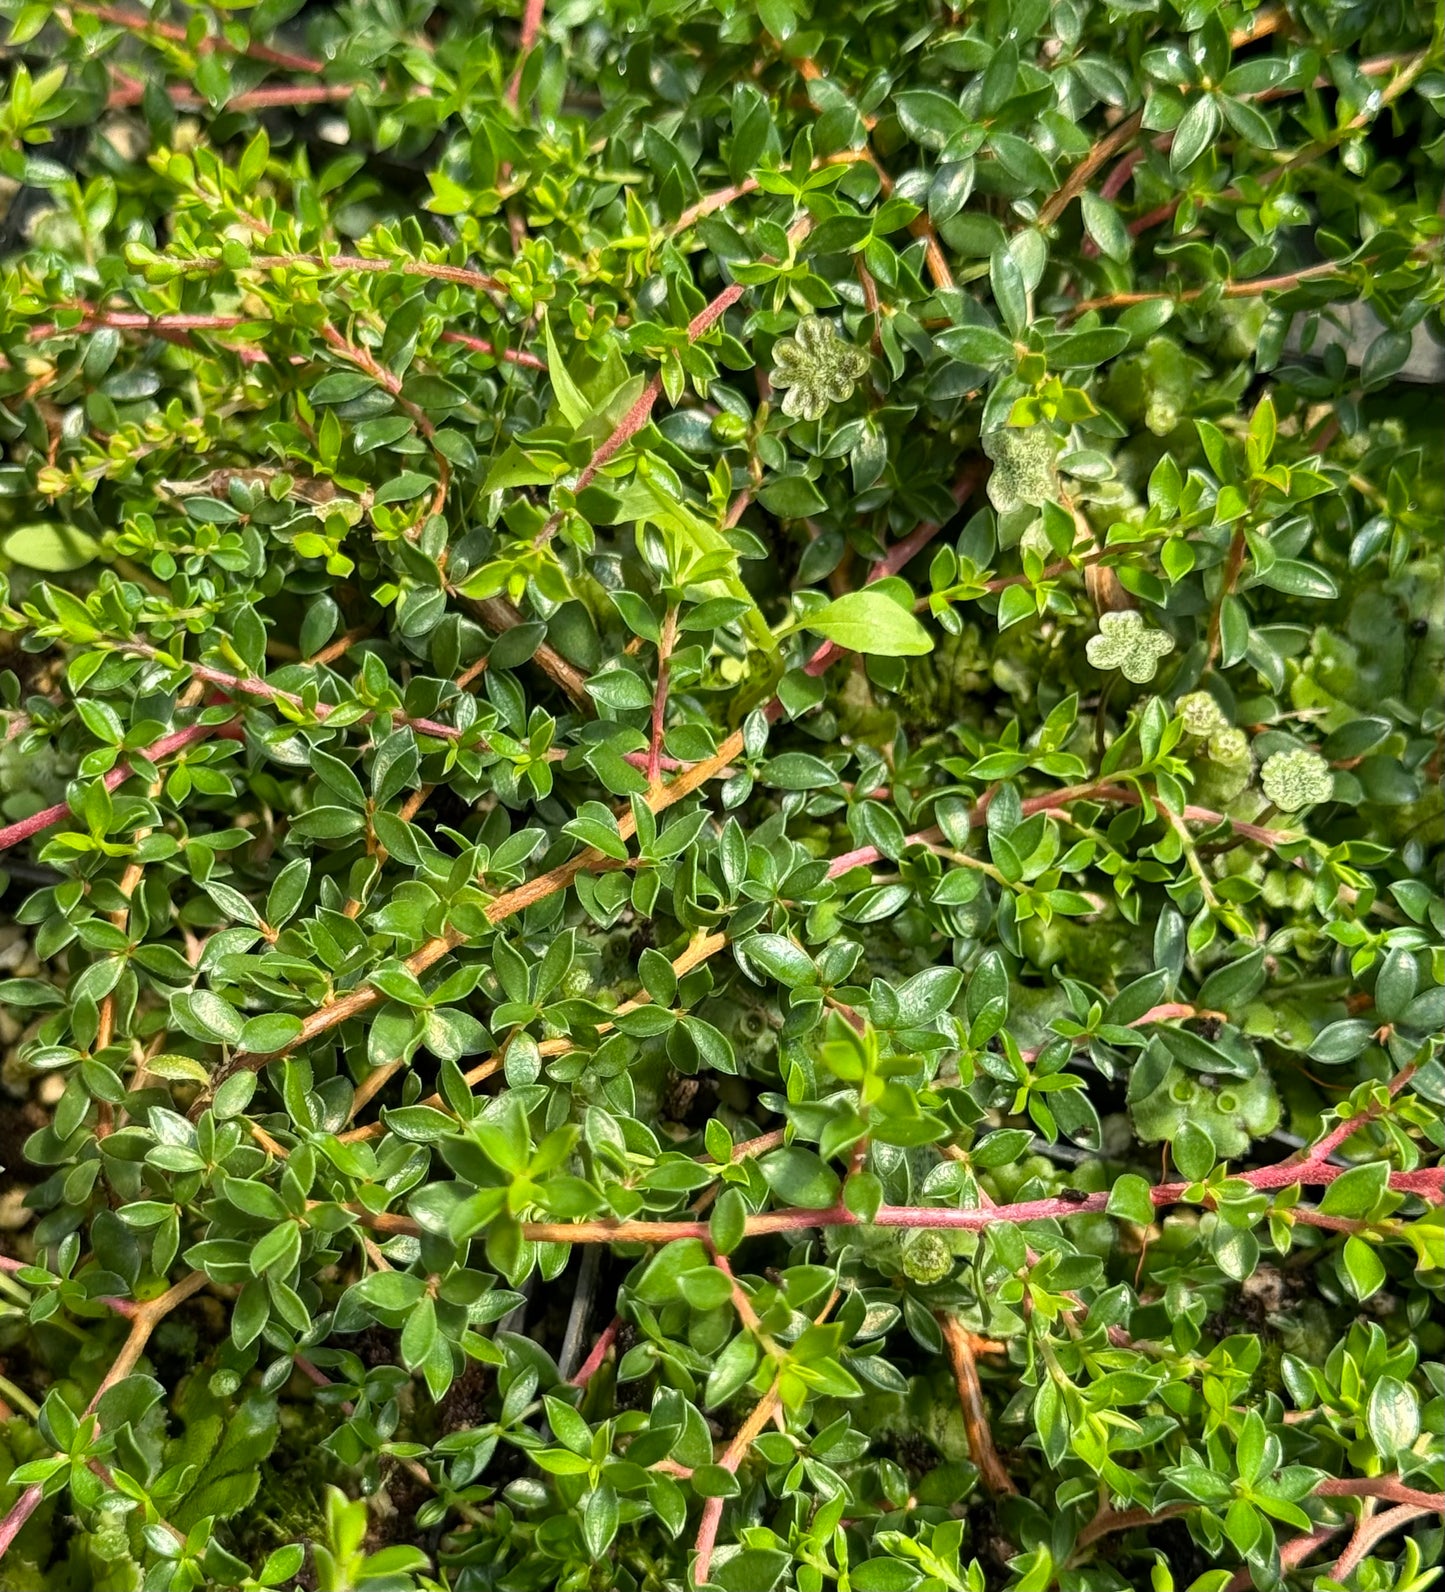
0,0,1442,1588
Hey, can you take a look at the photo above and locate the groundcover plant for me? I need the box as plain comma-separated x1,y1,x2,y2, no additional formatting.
0,0,1441,1586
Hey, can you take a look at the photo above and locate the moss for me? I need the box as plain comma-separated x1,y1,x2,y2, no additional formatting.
1102,337,1210,437
901,1230,954,1285
1129,1061,1281,1160
1192,727,1255,807
982,426,1058,514
1260,750,1334,812
892,627,991,734
769,318,871,422
1086,610,1175,684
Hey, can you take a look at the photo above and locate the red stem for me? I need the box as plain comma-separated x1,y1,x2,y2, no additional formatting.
692,1287,838,1584
513,1150,1439,1245
176,250,506,300
1301,1064,1418,1165
440,329,547,371
0,720,221,853
0,1488,42,1558
75,1,324,72
647,608,679,787
1332,1504,1439,1579
535,282,747,544
107,81,352,112
569,1317,620,1387
1100,146,1146,202
30,310,545,373
507,0,547,104
124,642,463,742
1315,1477,1445,1509
824,780,1292,879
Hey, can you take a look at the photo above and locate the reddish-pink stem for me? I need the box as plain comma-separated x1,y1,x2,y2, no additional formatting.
124,643,463,742
824,780,1294,878
440,329,547,371
1331,1503,1438,1579
692,1287,837,1583
1300,1064,1419,1165
507,0,547,104
536,283,746,543
0,1487,42,1557
1128,200,1182,237
31,313,545,374
569,1317,620,1387
577,378,660,494
1100,146,1146,202
622,750,688,772
1315,1477,1444,1509
1223,1525,1343,1591
1086,1476,1444,1558
0,1272,204,1560
75,1,324,71
107,81,352,111
0,721,221,853
515,1151,1439,1245
647,608,679,787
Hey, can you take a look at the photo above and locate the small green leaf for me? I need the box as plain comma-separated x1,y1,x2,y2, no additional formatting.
3,523,100,572
802,590,934,657
1340,1235,1387,1300
759,1147,840,1209
1172,1121,1215,1181
1106,1174,1156,1226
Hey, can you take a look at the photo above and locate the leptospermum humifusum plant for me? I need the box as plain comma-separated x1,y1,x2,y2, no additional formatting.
0,0,1441,1587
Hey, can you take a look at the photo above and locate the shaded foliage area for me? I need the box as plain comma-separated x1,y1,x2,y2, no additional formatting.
0,0,1441,1588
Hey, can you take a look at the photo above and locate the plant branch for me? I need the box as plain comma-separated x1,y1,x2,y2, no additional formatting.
0,720,230,854
692,1288,838,1585
163,249,507,300
938,1314,1016,1496
1331,1502,1440,1580
647,605,679,790
0,1271,205,1561
1065,254,1412,320
507,0,546,104
73,1,325,71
